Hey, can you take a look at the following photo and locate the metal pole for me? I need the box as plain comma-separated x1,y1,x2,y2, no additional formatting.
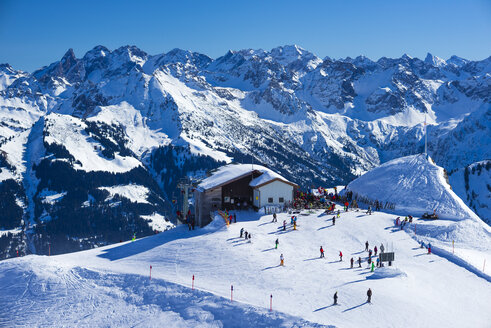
424,115,427,157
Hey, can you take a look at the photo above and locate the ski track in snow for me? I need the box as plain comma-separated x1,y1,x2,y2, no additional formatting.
1,209,490,327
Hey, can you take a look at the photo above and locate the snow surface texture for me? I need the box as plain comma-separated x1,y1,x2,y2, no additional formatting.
99,184,151,204
345,154,479,221
44,113,142,173
1,209,489,328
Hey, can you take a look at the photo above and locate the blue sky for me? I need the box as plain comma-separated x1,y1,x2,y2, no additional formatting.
1,0,490,72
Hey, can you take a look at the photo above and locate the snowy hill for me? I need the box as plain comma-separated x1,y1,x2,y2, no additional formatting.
344,154,491,273
345,154,479,220
0,45,490,259
1,207,490,327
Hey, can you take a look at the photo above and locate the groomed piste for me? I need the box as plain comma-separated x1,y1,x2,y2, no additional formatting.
1,204,490,327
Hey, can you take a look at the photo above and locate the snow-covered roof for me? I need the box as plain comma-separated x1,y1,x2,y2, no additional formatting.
197,164,296,191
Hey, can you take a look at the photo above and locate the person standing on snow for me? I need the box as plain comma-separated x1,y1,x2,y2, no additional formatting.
380,243,385,253
374,246,378,256
280,254,284,266
240,228,244,238
332,216,336,225
244,231,248,240
320,246,325,258
275,239,279,249
333,291,338,305
358,257,362,268
272,213,277,223
350,257,354,268
337,210,340,218
339,251,343,261
428,242,432,254
367,288,372,303
234,213,237,223
365,241,369,251
368,249,372,258
283,220,286,231
371,261,375,272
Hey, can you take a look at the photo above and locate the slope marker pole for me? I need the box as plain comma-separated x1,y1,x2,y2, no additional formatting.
192,275,195,290
231,285,233,302
150,265,152,280
270,294,273,312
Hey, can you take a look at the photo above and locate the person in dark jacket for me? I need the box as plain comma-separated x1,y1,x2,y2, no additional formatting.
358,257,362,268
350,257,354,268
367,288,372,303
332,216,336,225
365,241,369,251
333,291,338,305
275,239,279,249
240,228,244,238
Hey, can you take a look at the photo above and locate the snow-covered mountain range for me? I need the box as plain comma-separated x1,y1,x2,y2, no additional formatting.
0,45,489,258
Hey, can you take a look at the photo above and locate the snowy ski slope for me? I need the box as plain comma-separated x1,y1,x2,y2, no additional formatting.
1,207,490,327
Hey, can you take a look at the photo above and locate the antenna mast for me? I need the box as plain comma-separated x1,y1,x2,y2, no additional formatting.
424,115,428,157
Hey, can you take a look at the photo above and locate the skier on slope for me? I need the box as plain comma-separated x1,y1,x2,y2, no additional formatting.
374,246,378,256
380,243,385,253
332,216,336,225
350,257,354,268
428,242,432,254
333,291,338,305
280,254,284,266
371,261,375,272
337,210,340,218
366,206,372,215
367,288,372,303
339,251,343,261
369,249,373,258
283,220,286,231
275,239,279,249
358,257,362,268
320,246,325,258
365,241,369,251
240,228,244,238
272,213,277,223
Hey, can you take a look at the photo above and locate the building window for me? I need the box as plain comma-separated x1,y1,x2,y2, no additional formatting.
279,197,284,203
268,197,273,203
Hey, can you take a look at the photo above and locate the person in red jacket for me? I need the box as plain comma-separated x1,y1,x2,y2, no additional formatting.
339,251,343,261
320,246,325,258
